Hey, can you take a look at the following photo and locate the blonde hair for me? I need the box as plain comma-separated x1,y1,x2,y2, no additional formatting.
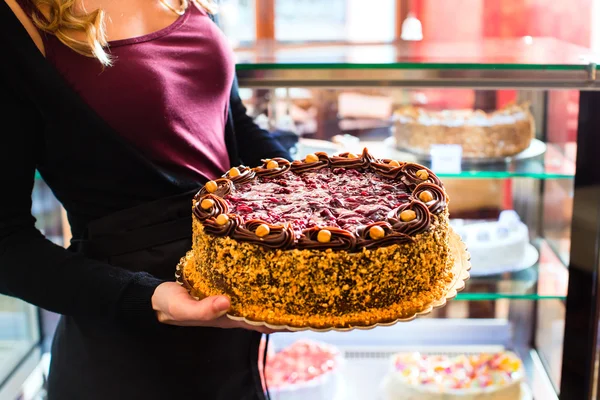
30,0,217,66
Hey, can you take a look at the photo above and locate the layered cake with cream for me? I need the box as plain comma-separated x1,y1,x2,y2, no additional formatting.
258,339,341,400
381,351,524,400
180,148,454,328
393,103,535,159
452,210,532,276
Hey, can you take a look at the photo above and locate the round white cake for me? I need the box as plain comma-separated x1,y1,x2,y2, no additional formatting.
259,339,342,400
451,210,530,275
381,351,524,400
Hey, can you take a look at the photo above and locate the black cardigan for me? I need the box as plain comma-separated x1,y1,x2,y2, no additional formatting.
0,2,290,321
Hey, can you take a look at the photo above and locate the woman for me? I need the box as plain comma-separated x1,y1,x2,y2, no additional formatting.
0,0,290,398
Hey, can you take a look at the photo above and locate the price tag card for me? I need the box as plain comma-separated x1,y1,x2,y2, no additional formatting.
430,145,463,174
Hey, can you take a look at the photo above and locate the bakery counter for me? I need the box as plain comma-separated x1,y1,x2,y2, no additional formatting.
264,320,557,400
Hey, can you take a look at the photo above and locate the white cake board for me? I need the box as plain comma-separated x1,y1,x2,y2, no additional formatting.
468,243,539,277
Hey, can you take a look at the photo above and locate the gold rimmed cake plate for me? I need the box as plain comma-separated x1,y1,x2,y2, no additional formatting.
175,229,470,332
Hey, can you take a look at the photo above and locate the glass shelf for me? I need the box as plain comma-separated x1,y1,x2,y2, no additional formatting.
293,140,576,179
234,38,599,89
235,37,593,69
456,239,568,301
33,140,576,181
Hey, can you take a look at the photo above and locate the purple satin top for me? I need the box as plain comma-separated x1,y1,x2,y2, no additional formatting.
37,3,234,181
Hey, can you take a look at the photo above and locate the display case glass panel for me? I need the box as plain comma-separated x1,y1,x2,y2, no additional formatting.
237,80,578,399
0,180,64,393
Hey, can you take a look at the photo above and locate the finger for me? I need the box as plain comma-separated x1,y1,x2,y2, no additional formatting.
174,295,231,322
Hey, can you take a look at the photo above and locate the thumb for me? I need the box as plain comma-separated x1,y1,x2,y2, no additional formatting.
190,295,231,321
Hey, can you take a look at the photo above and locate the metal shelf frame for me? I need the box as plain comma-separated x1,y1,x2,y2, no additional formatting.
236,63,600,90
237,63,600,399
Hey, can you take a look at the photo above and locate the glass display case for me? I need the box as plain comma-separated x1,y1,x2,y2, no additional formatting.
0,295,39,397
236,37,600,400
2,12,599,400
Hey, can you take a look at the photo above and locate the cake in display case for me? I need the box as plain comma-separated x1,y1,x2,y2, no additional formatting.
451,211,539,277
157,33,600,400
258,339,342,400
381,351,526,400
392,103,535,160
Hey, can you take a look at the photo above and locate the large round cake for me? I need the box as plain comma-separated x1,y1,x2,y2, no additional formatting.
180,148,454,329
393,103,535,159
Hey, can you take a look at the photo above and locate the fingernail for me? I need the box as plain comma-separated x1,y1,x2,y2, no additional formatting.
213,296,230,311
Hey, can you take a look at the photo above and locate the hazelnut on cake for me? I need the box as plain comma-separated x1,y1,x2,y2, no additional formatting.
179,148,454,329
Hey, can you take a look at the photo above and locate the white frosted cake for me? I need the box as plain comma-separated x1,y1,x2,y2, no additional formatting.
259,339,342,400
381,351,524,400
451,211,530,275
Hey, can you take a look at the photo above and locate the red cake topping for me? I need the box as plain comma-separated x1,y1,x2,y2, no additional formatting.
193,148,447,252
226,168,411,235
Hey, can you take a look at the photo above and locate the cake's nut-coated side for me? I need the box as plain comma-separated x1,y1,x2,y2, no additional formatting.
418,190,434,203
369,225,386,240
256,224,271,237
216,214,230,226
416,169,429,180
201,198,215,210
186,213,453,329
317,229,332,243
400,209,417,222
205,180,218,193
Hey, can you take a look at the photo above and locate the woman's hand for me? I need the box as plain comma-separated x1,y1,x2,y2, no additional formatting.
151,282,279,333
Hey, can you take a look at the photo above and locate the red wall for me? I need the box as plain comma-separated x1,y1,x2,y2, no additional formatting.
411,0,591,142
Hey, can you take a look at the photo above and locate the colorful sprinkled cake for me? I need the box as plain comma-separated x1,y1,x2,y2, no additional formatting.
381,351,524,400
180,148,454,328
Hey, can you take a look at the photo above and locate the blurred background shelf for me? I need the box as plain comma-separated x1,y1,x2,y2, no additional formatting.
458,239,567,301
235,38,595,68
293,139,576,179
234,38,600,89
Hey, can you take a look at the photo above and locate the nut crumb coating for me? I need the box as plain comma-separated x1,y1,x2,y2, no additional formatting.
183,210,453,328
